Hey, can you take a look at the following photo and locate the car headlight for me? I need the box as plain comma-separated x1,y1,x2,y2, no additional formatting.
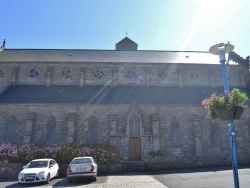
37,171,45,175
18,172,24,177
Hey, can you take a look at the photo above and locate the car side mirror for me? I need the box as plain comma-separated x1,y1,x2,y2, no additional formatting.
22,166,25,169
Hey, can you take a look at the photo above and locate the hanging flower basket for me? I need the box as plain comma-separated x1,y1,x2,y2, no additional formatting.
214,107,234,121
202,88,248,122
214,106,245,121
234,106,245,120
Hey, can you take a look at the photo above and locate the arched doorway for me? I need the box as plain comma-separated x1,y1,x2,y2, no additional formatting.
128,115,141,160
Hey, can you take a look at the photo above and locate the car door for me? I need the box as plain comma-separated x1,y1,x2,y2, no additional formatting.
49,160,56,178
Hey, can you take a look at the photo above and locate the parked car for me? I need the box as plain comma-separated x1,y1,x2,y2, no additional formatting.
67,156,98,182
18,158,59,184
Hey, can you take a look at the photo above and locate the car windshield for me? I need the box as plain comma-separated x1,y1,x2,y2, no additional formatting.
26,161,49,168
72,158,92,164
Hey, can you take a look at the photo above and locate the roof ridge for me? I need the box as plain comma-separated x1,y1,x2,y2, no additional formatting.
2,48,210,53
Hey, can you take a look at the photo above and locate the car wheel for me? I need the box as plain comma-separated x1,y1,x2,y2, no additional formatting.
92,175,97,181
46,174,50,184
68,177,72,183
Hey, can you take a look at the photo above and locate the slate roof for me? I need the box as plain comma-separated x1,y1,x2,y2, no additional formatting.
0,85,249,105
116,37,138,45
116,37,138,50
0,49,220,64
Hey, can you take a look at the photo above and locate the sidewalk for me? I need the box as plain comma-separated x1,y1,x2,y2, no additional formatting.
104,173,168,188
0,173,169,188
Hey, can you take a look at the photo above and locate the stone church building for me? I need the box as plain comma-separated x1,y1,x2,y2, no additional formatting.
0,37,250,161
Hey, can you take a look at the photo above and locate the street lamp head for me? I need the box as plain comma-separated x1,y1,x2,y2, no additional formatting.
209,42,234,55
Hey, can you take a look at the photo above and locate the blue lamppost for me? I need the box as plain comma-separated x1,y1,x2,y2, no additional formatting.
209,42,239,188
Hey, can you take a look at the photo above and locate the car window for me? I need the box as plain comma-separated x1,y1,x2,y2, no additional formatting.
26,161,48,168
72,158,92,164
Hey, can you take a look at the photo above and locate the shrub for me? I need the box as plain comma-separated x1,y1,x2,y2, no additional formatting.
0,143,121,165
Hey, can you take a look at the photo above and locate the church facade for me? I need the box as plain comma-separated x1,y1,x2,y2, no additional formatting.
0,37,250,161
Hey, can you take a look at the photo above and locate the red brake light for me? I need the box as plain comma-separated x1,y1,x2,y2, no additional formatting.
90,165,95,171
67,166,72,172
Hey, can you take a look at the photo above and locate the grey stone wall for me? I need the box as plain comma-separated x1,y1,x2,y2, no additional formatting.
1,103,250,161
0,62,249,89
144,155,250,171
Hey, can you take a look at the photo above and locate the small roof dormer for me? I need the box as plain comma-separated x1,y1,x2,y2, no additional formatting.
115,37,138,51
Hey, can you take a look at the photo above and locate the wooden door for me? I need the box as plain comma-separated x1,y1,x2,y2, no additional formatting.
129,137,141,160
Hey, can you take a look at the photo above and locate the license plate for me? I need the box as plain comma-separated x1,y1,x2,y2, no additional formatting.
77,168,86,171
25,176,34,179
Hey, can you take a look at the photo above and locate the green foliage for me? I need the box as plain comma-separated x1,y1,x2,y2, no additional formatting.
16,150,29,163
56,143,81,164
156,149,163,157
229,88,249,106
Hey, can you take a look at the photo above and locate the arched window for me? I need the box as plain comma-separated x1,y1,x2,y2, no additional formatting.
88,116,98,144
210,122,220,146
46,116,57,144
5,115,17,143
129,115,140,137
75,123,85,144
170,116,181,145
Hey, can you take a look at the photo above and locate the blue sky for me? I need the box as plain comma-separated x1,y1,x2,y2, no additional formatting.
1,0,249,58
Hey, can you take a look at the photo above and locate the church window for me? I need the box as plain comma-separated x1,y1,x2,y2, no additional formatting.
62,68,72,79
190,70,199,80
93,69,104,79
0,69,5,78
75,124,84,143
210,122,220,146
88,116,98,144
126,70,136,79
5,115,17,143
46,116,57,144
29,68,39,78
129,115,140,136
170,116,181,145
159,70,167,79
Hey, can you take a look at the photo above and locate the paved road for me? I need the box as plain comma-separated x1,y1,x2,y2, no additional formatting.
151,166,250,188
1,166,249,188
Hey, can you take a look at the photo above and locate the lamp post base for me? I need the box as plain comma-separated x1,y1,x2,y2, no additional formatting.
228,120,239,188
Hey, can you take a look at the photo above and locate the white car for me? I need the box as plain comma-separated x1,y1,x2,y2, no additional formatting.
18,158,59,184
67,157,98,182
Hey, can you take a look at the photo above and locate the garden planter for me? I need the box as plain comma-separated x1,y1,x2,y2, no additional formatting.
215,107,244,121
234,106,245,120
148,151,156,158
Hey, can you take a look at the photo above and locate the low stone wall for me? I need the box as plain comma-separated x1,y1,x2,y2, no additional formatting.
144,155,250,171
0,162,24,179
2,156,250,178
0,162,121,179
